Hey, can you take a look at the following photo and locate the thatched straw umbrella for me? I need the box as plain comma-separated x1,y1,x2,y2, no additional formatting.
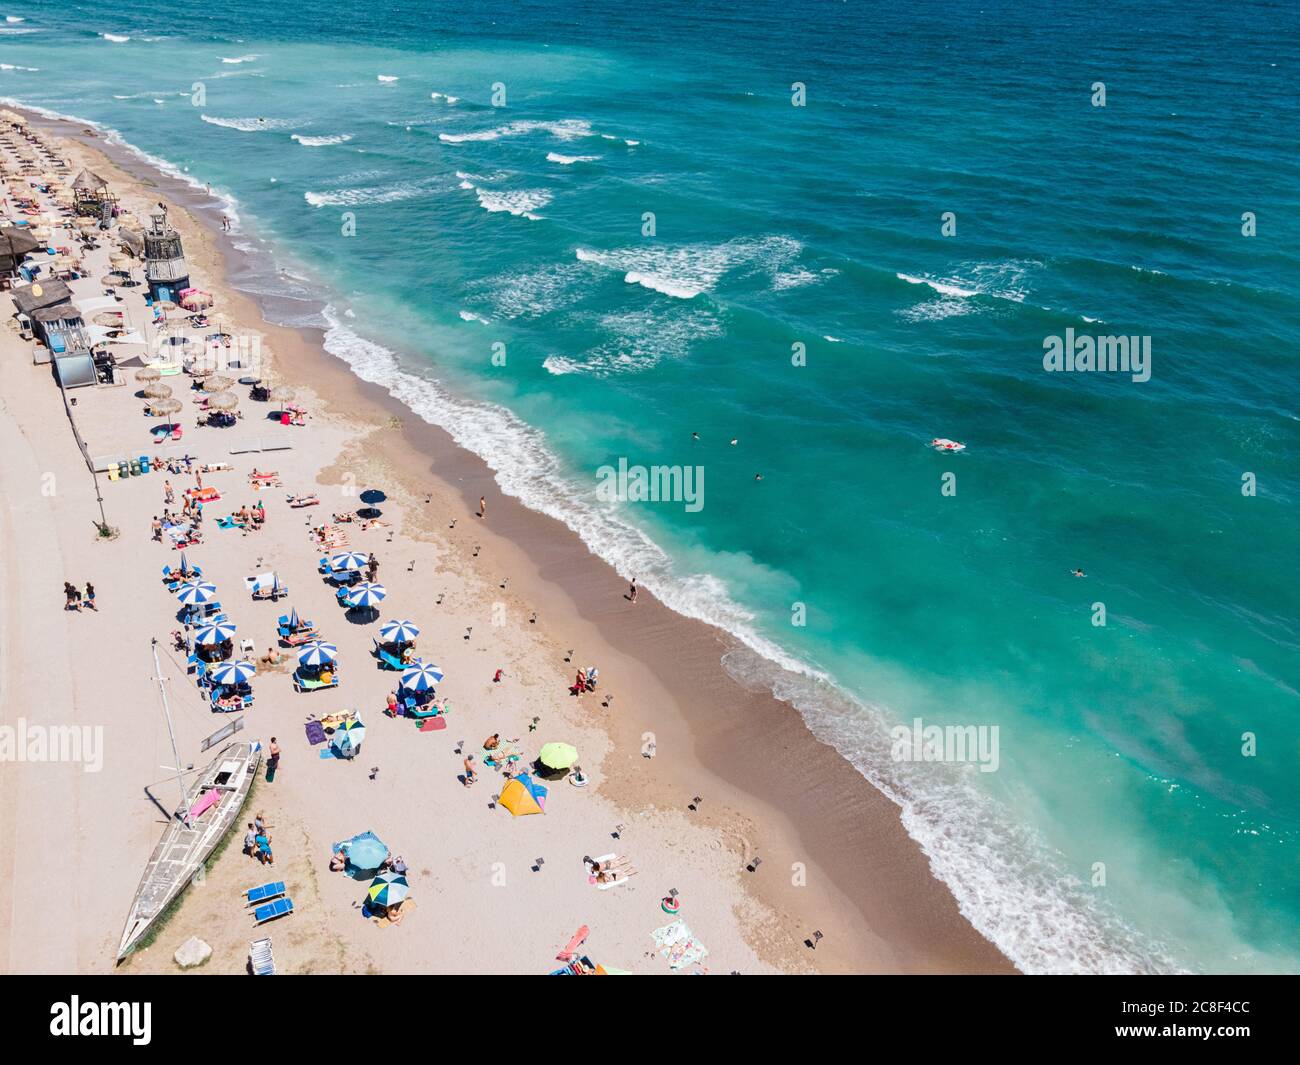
181,290,213,311
206,391,239,411
149,397,183,431
143,382,173,400
270,385,296,403
134,367,162,384
203,375,235,393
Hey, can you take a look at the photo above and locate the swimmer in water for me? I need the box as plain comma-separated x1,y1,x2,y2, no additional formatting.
691,432,699,441
1072,568,1086,577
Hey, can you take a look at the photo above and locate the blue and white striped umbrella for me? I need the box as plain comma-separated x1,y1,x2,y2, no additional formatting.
378,620,420,643
400,660,444,692
194,620,237,645
330,552,369,572
345,582,386,608
209,659,256,685
297,640,339,667
176,580,218,605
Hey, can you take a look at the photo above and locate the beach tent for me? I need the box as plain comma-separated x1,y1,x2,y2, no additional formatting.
499,772,548,817
335,831,388,872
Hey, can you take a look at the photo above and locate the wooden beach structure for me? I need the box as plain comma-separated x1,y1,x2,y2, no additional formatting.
143,207,191,303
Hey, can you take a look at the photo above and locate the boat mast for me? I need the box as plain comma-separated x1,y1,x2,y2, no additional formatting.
151,637,191,828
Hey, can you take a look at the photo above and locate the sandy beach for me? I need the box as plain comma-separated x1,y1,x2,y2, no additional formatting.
0,109,1015,975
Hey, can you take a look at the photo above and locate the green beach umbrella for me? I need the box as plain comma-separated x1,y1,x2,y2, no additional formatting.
538,742,579,771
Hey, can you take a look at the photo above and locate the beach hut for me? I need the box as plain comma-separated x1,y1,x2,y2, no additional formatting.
143,207,190,302
71,167,113,219
0,225,41,277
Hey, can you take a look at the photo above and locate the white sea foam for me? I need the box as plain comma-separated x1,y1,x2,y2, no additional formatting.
546,152,599,165
304,177,446,208
101,32,130,43
292,132,352,147
576,235,804,299
544,306,721,376
896,260,1039,306
0,63,38,72
201,114,293,132
0,26,38,34
429,91,460,104
472,186,551,220
377,74,399,82
6,15,24,22
458,309,490,325
221,54,260,63
440,118,593,144
895,297,975,323
466,261,596,320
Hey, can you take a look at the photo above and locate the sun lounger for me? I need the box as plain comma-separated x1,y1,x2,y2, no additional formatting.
253,897,294,924
374,644,405,671
557,925,590,961
293,674,337,693
408,702,440,720
245,881,286,905
249,936,275,976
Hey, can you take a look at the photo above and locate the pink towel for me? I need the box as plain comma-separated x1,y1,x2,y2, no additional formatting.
188,788,221,820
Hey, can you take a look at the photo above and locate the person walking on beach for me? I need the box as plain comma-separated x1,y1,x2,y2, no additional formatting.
463,753,477,787
152,516,163,542
63,581,79,611
164,480,174,505
628,578,638,604
83,582,96,612
367,552,378,581
266,738,280,782
478,496,486,519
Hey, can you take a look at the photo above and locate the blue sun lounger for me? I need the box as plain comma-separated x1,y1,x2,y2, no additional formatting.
245,881,286,905
253,897,294,924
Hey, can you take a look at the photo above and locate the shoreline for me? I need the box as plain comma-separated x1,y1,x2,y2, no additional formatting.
5,104,1016,974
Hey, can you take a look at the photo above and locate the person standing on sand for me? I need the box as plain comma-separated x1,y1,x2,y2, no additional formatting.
84,582,96,612
152,516,162,542
266,738,280,782
478,496,486,519
629,578,638,604
164,480,174,505
463,753,477,786
63,582,79,611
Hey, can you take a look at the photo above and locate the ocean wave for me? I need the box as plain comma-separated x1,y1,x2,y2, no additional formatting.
0,26,38,34
6,15,24,21
576,235,804,299
221,54,260,63
304,177,446,208
439,118,594,144
545,306,721,376
465,261,597,320
100,32,131,43
377,74,399,82
470,186,552,220
546,152,599,165
896,260,1040,305
429,91,460,104
201,114,293,132
895,297,976,323
458,310,490,325
0,64,39,72
292,132,352,147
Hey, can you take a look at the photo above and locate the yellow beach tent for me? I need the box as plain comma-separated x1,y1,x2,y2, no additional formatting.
499,777,544,816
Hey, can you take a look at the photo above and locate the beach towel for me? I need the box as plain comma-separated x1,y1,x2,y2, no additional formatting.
188,788,221,821
557,925,590,961
304,720,326,746
650,920,709,970
418,717,447,732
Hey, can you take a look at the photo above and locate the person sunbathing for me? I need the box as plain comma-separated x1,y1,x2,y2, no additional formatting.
329,852,346,872
483,733,501,751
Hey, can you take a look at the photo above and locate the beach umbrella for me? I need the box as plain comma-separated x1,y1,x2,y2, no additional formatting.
378,620,420,644
337,831,388,872
134,366,161,384
367,872,409,908
176,580,218,605
149,398,182,419
143,382,173,400
194,620,237,645
269,384,295,403
178,552,194,575
288,606,302,629
181,290,213,310
202,374,234,392
209,659,256,685
330,551,369,572
205,391,239,411
333,717,366,755
400,660,444,692
345,582,386,608
297,640,338,667
538,742,579,771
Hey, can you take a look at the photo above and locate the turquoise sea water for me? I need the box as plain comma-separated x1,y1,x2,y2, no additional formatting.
4,1,1298,973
